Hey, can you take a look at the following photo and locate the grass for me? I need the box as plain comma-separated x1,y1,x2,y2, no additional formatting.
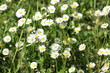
0,0,110,73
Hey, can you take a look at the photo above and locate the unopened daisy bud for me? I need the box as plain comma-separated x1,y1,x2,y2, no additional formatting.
95,18,100,23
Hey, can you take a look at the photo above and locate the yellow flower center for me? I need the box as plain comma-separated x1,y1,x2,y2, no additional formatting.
19,12,23,14
5,38,9,41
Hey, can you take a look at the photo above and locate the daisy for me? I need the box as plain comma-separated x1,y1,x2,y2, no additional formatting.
46,19,54,26
38,35,47,42
9,27,17,32
33,12,42,21
48,6,56,13
18,18,26,26
27,27,35,32
3,35,11,43
70,2,79,9
79,44,86,51
103,48,110,55
6,0,12,2
2,48,9,55
94,10,102,17
27,36,36,43
103,6,110,12
38,45,46,53
59,23,67,29
69,66,76,73
50,51,59,59
56,17,63,23
65,48,71,52
97,48,105,55
51,0,60,5
77,69,85,73
16,8,26,18
54,38,60,43
50,43,61,51
15,41,24,48
26,19,32,24
61,4,68,11
87,62,96,68
74,27,81,34
77,13,83,19
101,23,109,28
102,10,109,16
62,14,69,21
36,29,44,35
0,4,7,11
101,67,109,72
30,62,38,69
63,51,71,58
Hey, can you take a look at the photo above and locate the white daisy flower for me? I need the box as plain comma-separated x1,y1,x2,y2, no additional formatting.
69,66,76,73
102,10,109,16
97,48,105,55
46,19,54,26
50,43,61,51
101,23,109,28
6,0,12,2
77,13,83,19
38,45,46,53
30,62,38,69
48,6,56,13
26,19,32,24
15,41,24,48
61,4,68,11
51,0,60,5
38,35,47,42
27,27,35,32
87,62,96,68
36,29,44,35
41,19,47,26
59,23,67,29
50,51,59,59
16,8,26,18
3,35,11,43
70,2,79,9
77,69,85,73
65,48,71,52
0,4,7,11
33,12,42,21
9,27,17,32
103,48,110,55
103,6,110,12
63,14,69,21
27,36,36,43
79,44,86,51
18,18,26,24
101,67,109,72
2,48,9,55
54,38,60,43
63,51,71,58
74,27,81,34
94,10,102,17
56,17,63,23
